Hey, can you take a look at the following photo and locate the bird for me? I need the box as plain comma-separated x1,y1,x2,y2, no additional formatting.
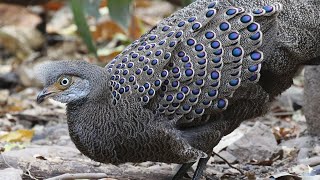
36,0,320,179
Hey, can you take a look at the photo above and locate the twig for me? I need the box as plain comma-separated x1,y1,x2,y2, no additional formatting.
212,152,244,175
1,154,14,169
46,173,110,180
1,153,30,179
24,163,38,180
270,111,295,116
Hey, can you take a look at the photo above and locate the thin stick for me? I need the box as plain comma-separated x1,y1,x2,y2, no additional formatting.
270,111,295,116
24,163,38,180
46,173,110,180
1,154,14,169
212,152,244,175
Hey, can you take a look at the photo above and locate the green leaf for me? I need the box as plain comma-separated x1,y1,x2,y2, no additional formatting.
70,0,97,57
108,0,133,30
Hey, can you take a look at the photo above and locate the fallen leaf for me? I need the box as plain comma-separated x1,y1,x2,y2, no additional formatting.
0,4,41,28
3,143,25,151
34,154,48,160
43,1,66,11
245,171,256,180
93,15,143,42
0,129,34,143
0,147,5,153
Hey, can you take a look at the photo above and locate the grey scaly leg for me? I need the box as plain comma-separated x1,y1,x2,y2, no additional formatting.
192,157,210,180
172,162,195,180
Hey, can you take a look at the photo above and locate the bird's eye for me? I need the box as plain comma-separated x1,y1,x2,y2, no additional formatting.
60,78,70,86
57,75,72,89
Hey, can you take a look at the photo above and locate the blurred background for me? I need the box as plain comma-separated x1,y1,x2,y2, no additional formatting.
0,0,319,179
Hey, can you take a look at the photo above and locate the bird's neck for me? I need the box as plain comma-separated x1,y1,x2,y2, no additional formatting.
66,97,118,163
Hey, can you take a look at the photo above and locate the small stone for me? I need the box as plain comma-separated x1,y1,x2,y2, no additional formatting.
305,66,320,136
213,151,237,164
227,122,280,163
0,90,9,105
0,72,19,89
0,168,23,180
138,161,155,167
213,124,251,153
297,148,310,161
280,136,314,149
276,86,304,110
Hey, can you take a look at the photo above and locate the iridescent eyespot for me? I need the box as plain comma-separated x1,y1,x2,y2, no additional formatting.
178,21,185,27
247,23,259,32
187,39,195,46
232,47,243,57
219,22,230,31
188,17,196,22
211,41,220,49
208,2,216,8
217,99,227,109
229,32,239,40
206,10,215,17
240,15,252,23
229,79,240,86
192,23,201,31
205,31,215,39
211,71,219,80
195,44,204,51
178,51,185,57
263,5,273,13
162,26,170,31
226,8,237,15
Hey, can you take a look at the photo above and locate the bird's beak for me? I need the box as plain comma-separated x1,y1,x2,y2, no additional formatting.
36,87,56,104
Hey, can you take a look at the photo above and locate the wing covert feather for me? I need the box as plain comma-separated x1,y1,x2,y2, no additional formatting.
107,0,283,124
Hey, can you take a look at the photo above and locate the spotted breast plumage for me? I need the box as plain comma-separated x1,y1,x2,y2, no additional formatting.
36,0,320,179
107,1,282,124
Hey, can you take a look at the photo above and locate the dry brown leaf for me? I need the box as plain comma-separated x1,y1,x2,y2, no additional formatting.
0,4,41,28
93,14,143,42
273,126,298,142
135,0,152,8
43,1,66,11
93,20,124,42
99,50,123,63
129,15,144,40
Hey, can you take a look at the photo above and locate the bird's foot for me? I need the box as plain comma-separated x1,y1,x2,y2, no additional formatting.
172,157,210,180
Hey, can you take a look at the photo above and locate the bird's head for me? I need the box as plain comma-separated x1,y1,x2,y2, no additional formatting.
35,60,108,104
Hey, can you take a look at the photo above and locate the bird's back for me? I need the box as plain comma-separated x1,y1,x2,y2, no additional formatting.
106,0,283,128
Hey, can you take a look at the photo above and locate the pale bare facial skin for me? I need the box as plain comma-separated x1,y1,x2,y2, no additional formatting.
37,75,90,104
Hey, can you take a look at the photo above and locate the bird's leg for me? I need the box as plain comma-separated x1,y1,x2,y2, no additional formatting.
172,161,195,180
192,156,210,180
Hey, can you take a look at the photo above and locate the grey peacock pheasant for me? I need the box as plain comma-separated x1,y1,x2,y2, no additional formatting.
36,0,320,179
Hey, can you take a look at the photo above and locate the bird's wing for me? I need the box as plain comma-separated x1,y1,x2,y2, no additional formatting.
107,0,282,124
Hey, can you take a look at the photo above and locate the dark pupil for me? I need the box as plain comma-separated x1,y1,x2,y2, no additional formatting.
62,79,68,85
